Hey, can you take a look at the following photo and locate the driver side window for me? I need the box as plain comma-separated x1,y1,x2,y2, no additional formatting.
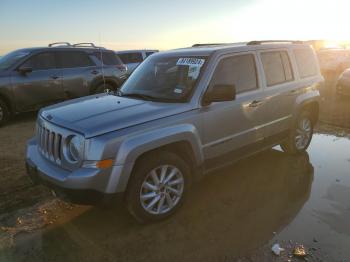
22,52,56,71
211,54,258,94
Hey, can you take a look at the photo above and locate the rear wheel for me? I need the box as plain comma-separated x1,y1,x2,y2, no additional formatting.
281,111,314,154
126,151,191,223
94,83,115,94
0,99,10,127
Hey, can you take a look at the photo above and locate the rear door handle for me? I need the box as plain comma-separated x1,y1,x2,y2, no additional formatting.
91,70,99,75
50,75,59,80
248,100,263,107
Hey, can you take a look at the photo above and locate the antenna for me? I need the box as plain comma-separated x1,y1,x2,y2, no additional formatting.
99,33,107,93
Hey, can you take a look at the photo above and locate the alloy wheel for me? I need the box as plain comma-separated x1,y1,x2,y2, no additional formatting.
295,117,312,150
140,165,184,215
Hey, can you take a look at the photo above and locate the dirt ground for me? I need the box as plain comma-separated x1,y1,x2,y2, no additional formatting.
0,74,350,261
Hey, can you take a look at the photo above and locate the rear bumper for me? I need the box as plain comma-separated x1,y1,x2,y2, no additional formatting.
25,138,126,204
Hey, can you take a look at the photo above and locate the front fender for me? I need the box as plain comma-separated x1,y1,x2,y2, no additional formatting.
116,124,204,166
110,124,204,192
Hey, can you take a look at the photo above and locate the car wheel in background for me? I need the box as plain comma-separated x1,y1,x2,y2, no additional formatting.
281,111,314,154
126,151,191,223
94,83,115,94
0,98,10,127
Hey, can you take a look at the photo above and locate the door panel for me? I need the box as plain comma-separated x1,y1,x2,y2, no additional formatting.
57,51,97,99
60,67,94,99
201,93,265,161
11,51,64,111
258,50,297,138
201,52,265,162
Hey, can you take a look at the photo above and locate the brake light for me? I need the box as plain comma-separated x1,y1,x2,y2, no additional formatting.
116,64,128,73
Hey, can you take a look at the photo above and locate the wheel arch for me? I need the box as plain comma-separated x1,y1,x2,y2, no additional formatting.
293,90,320,125
90,76,120,93
114,125,204,192
297,100,319,125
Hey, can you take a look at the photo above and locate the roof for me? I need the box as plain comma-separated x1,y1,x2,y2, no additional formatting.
155,42,312,57
14,47,115,54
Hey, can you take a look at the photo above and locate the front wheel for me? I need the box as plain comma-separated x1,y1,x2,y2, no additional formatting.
126,151,191,223
281,111,314,154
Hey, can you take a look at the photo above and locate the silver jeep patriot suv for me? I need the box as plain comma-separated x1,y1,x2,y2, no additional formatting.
26,41,323,223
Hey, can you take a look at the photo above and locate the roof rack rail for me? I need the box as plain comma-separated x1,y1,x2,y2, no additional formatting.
247,40,303,45
72,42,101,48
48,42,72,47
192,43,232,47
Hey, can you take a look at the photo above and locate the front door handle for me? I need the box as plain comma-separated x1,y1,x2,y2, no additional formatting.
91,70,99,75
50,75,59,80
248,100,263,107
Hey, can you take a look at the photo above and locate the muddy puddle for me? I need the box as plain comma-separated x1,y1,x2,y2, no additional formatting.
0,133,349,261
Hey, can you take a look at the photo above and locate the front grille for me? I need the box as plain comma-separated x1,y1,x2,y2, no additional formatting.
37,124,63,164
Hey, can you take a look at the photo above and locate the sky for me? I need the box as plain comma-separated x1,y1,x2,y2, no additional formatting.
0,0,350,55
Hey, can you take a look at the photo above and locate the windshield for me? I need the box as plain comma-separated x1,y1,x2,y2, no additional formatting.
0,50,30,70
120,55,207,102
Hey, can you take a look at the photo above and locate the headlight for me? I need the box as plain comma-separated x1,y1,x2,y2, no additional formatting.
66,135,84,162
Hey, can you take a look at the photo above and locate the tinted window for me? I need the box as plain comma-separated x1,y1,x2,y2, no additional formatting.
261,51,294,86
93,51,122,65
211,54,258,94
22,52,56,70
0,50,30,70
294,49,318,78
58,51,94,68
146,52,155,57
118,52,143,63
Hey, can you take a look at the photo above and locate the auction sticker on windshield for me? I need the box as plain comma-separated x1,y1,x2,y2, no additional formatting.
177,58,205,67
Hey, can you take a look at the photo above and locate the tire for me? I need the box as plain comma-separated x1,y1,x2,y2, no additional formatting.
126,151,191,223
94,83,115,94
281,111,314,154
0,98,10,127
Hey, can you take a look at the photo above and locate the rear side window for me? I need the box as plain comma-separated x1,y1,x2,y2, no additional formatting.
118,53,143,63
211,54,258,94
58,51,94,68
261,51,294,86
294,48,318,78
22,52,56,70
93,51,122,65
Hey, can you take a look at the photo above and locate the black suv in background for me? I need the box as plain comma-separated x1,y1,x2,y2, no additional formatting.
0,42,127,126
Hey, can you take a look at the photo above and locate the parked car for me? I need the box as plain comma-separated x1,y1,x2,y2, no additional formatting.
317,48,350,76
26,41,322,223
115,49,158,75
0,42,127,126
336,68,350,96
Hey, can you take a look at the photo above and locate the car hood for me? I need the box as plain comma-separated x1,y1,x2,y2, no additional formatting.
41,94,194,138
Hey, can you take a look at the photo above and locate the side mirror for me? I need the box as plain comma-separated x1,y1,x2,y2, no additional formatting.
17,66,33,75
203,84,236,105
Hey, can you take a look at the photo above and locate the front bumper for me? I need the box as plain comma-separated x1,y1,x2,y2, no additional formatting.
26,138,126,204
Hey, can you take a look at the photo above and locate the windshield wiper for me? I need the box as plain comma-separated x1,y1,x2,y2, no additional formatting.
119,92,159,101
